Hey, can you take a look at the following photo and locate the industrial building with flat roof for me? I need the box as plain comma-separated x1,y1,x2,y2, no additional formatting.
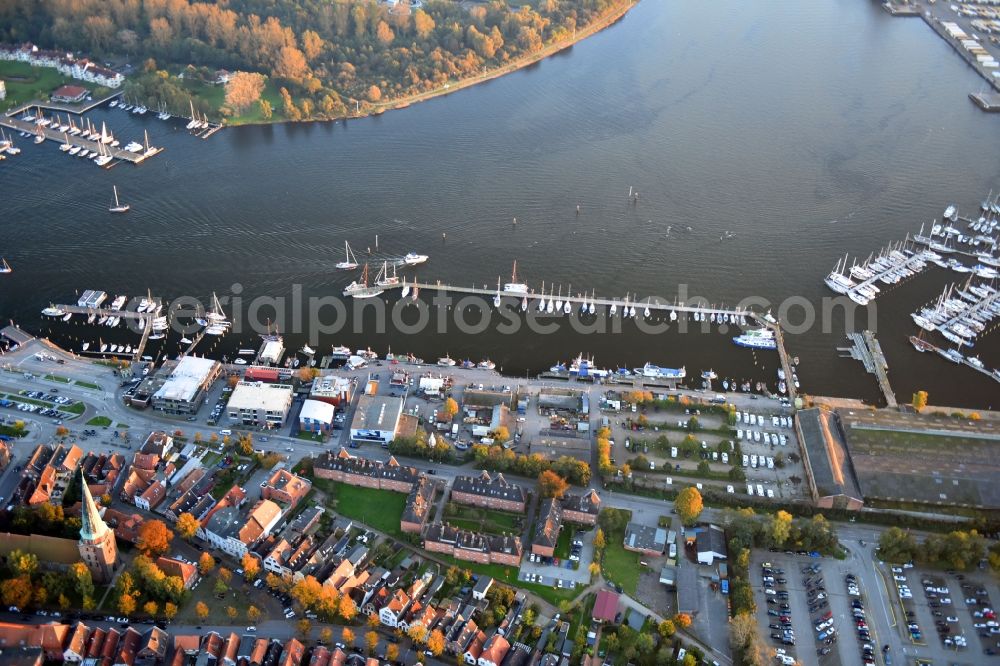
226,382,294,428
299,399,336,434
310,374,352,406
151,356,222,414
350,393,404,445
796,408,864,510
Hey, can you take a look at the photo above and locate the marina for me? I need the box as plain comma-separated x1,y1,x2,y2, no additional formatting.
911,280,1000,349
0,113,159,166
823,241,936,304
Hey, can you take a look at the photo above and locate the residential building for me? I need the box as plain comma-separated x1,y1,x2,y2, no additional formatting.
477,634,510,666
531,499,561,558
423,524,522,566
155,557,199,589
152,356,222,414
592,589,619,622
400,476,435,534
202,495,278,559
472,577,493,601
451,472,526,513
313,449,420,492
561,489,601,525
63,623,89,662
226,382,293,428
623,522,667,557
261,469,311,510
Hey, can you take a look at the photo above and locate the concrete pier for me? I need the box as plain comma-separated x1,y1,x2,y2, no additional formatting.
840,331,897,408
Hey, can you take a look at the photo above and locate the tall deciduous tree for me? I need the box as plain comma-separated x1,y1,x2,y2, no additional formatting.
674,487,703,526
225,72,266,114
137,519,174,557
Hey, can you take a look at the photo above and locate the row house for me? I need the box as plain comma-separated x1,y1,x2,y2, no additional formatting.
26,444,83,506
79,452,126,498
161,467,208,522
400,475,435,534
451,471,526,513
462,631,488,665
0,622,70,661
313,449,420,492
423,523,523,567
477,634,511,666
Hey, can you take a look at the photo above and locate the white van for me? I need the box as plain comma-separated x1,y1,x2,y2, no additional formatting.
747,485,754,496
721,452,729,464
671,447,678,458
750,454,758,468
756,484,765,496
220,429,232,436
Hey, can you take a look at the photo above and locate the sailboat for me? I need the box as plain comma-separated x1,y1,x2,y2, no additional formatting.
0,257,11,274
109,186,130,213
343,264,384,298
401,279,411,299
186,101,200,130
493,277,502,308
503,260,528,293
589,289,596,315
555,286,563,313
375,261,400,288
336,241,360,270
537,281,547,312
59,133,72,152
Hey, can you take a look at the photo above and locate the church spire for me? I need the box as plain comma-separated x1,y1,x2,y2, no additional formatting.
80,470,108,541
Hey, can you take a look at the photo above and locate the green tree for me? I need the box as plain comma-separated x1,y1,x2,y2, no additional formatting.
878,527,918,564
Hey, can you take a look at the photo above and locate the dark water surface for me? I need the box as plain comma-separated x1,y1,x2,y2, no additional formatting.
1,0,999,407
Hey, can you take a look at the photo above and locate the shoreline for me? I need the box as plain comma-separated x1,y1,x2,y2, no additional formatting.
223,0,639,128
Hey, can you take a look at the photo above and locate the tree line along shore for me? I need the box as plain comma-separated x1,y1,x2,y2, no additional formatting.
0,0,638,126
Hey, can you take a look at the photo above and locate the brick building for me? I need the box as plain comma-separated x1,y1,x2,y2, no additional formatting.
450,472,526,513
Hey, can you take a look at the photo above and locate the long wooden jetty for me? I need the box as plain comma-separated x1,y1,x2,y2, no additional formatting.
838,331,896,408
389,280,757,319
0,116,152,165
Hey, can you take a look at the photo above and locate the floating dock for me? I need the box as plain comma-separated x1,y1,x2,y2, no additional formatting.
970,91,1000,112
0,116,155,165
839,331,896,408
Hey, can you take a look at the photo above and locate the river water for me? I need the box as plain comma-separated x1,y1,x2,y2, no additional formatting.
1,0,999,407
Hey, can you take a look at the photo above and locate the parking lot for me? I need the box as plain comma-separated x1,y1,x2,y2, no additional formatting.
751,548,915,666
735,408,809,501
890,563,1000,662
518,528,594,590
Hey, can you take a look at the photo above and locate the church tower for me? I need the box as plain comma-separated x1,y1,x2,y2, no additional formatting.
78,472,119,584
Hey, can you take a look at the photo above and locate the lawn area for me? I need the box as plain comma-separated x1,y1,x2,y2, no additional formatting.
295,431,324,443
0,61,87,111
316,479,407,538
601,526,641,597
181,75,286,125
75,380,101,390
554,525,576,561
443,504,523,535
44,374,71,383
64,402,85,415
86,416,112,427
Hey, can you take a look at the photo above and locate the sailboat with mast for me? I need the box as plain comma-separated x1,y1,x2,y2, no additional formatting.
375,261,400,288
0,258,11,274
344,264,384,298
203,292,231,335
336,241,360,270
109,186,130,213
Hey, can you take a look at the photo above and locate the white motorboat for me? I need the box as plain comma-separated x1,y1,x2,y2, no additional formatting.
301,345,316,355
403,252,428,266
437,355,456,367
343,264,384,298
41,305,66,317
